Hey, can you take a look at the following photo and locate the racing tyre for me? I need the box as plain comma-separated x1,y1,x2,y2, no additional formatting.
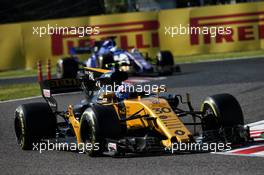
80,104,122,156
156,51,175,75
201,94,246,144
99,53,114,69
57,57,79,78
14,103,57,150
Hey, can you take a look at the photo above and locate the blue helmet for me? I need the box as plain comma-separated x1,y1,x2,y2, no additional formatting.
115,83,133,100
102,39,116,49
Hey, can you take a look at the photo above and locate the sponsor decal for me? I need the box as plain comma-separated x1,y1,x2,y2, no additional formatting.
190,11,264,45
152,107,172,114
151,99,160,104
159,115,168,119
43,89,51,97
175,130,185,136
108,143,117,152
47,79,81,88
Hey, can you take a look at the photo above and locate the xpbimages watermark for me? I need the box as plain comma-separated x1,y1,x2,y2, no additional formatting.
32,140,99,153
164,24,232,38
97,82,166,95
32,24,100,37
165,142,232,153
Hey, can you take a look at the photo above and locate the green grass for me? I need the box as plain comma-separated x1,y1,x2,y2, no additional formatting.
0,69,38,79
0,83,41,101
0,67,56,80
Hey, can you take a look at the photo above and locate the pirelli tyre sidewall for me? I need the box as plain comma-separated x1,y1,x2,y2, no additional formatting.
14,103,57,150
202,94,244,128
56,57,79,78
201,93,244,135
156,51,175,75
80,104,122,157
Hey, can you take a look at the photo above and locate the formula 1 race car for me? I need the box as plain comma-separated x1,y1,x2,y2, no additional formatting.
14,67,250,156
56,37,180,78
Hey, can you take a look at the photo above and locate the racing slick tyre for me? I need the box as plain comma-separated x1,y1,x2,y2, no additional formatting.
80,104,122,157
56,57,79,78
99,53,114,69
14,103,57,150
201,93,246,144
156,51,176,75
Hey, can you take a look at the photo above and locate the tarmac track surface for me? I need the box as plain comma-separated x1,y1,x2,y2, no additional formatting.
0,58,264,175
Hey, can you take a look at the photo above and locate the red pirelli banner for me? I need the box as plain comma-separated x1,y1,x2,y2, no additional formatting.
159,2,264,56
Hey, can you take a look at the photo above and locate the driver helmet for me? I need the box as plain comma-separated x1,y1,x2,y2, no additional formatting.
115,83,134,100
102,39,116,49
131,48,139,53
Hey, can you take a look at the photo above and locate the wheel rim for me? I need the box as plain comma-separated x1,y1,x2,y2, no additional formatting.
14,117,24,146
81,119,95,144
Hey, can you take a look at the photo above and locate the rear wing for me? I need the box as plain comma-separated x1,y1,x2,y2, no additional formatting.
39,78,82,112
39,67,116,112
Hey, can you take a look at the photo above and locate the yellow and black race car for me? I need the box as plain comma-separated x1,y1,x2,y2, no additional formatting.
14,67,250,156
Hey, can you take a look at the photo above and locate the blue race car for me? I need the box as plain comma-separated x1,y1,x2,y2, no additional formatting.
57,37,180,78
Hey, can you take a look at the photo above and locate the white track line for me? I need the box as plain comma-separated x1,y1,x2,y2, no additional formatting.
0,95,42,103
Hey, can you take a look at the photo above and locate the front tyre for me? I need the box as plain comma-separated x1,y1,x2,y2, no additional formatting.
201,94,247,144
79,108,101,156
80,104,122,156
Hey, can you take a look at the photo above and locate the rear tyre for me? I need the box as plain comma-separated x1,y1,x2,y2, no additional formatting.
156,51,175,75
57,57,79,78
14,103,57,150
80,104,122,156
99,53,114,69
201,94,246,144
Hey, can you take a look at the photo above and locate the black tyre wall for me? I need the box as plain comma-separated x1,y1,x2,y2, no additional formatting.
14,102,57,149
201,93,244,130
80,104,122,140
80,104,122,156
156,51,174,66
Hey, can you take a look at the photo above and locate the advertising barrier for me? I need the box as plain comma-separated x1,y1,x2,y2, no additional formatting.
159,2,264,56
0,2,263,70
0,24,24,70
